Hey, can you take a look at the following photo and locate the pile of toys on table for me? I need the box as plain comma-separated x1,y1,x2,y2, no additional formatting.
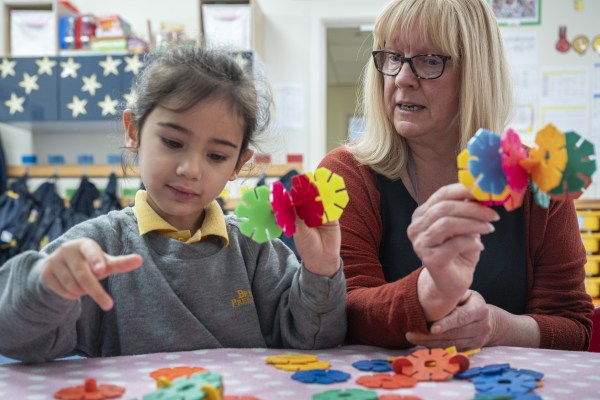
52,346,546,400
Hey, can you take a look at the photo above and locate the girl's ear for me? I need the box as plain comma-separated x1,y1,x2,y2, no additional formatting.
123,110,139,151
230,149,254,181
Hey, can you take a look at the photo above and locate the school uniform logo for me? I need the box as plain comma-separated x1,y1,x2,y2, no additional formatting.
231,289,254,307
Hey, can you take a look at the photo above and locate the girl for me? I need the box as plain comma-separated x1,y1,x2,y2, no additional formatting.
0,46,346,363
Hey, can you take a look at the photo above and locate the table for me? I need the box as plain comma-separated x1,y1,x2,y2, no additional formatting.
1,345,599,399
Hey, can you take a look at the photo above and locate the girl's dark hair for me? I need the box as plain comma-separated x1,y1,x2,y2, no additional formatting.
125,45,271,158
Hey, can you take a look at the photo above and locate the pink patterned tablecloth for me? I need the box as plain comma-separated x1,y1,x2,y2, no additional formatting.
1,345,599,399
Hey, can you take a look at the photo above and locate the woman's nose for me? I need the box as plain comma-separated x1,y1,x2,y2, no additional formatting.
395,62,418,86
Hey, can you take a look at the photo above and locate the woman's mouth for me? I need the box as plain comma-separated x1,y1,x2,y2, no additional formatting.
398,103,425,111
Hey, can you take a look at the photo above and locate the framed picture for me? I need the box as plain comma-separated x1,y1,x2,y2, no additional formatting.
488,0,541,26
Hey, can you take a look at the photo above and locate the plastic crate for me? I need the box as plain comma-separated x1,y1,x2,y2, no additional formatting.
585,255,600,276
581,233,600,254
578,211,600,232
585,277,600,298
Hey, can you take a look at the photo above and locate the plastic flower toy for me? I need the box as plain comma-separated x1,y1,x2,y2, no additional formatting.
500,128,529,211
458,129,511,206
458,124,596,209
54,378,125,400
519,124,567,192
235,167,348,243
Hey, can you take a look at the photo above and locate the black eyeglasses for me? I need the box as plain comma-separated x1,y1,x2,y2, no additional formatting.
372,51,452,80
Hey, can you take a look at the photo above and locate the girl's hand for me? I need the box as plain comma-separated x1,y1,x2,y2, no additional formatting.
408,183,499,321
293,219,341,277
41,238,143,311
405,290,495,351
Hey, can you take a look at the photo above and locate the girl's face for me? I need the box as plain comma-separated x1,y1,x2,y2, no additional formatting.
382,31,461,147
125,98,251,232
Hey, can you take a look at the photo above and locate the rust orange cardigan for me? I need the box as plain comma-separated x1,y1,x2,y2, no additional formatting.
320,146,593,350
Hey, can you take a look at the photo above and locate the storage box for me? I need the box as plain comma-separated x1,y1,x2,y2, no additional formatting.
10,10,55,56
95,15,131,38
202,4,251,50
90,36,128,52
581,233,600,254
585,255,600,276
578,211,600,231
585,277,600,298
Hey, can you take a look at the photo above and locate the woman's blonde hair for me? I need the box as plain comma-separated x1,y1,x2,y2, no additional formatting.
349,0,512,180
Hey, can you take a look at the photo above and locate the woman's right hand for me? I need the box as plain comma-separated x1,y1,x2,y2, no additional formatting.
41,238,143,311
407,183,499,322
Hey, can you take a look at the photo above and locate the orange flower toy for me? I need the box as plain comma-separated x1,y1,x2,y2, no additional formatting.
54,378,125,400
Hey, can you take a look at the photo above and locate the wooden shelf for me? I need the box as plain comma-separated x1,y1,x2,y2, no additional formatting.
575,199,600,210
7,163,302,179
8,164,135,178
9,162,302,212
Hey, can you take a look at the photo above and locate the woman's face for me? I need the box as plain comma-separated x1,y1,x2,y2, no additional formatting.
382,31,461,146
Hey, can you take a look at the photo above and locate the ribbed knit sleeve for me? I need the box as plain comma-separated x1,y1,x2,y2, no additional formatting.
524,195,593,350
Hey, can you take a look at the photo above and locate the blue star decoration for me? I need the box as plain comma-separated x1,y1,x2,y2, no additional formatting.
291,369,351,384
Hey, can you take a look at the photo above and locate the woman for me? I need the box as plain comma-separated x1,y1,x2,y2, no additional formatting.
319,0,593,351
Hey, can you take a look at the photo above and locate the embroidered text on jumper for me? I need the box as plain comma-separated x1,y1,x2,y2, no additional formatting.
231,290,254,307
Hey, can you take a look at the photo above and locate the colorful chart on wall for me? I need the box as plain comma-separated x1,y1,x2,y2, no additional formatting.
488,0,541,26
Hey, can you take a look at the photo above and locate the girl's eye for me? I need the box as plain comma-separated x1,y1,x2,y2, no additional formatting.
162,138,182,149
208,153,227,162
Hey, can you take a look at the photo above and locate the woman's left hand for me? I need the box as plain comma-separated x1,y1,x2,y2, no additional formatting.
405,290,496,351
293,219,341,277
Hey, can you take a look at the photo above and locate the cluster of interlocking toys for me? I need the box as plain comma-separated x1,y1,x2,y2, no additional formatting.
231,123,596,245
234,167,349,243
52,347,546,399
458,124,596,210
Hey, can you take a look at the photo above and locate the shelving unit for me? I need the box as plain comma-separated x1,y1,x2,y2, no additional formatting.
6,162,303,210
575,199,600,306
7,162,301,179
2,0,77,56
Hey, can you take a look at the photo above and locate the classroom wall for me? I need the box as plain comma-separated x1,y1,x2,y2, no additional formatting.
326,84,360,152
498,0,600,197
0,0,387,171
0,0,598,177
